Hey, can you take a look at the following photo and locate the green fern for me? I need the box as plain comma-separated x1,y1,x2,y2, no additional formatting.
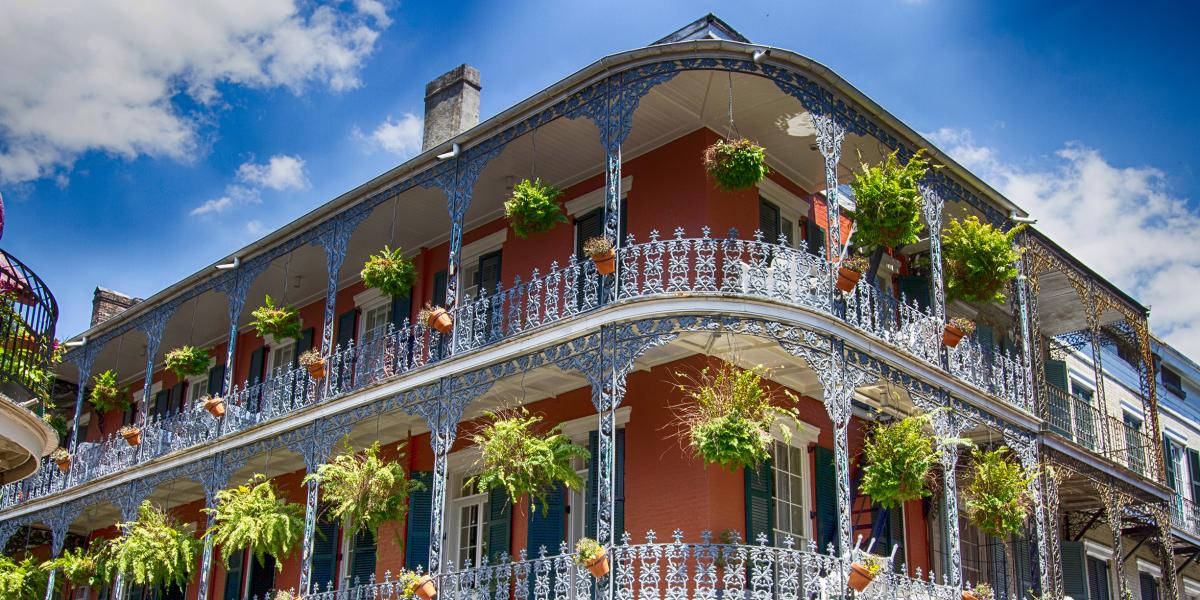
41,543,106,587
469,408,589,514
305,440,423,540
848,150,930,251
89,369,130,415
101,501,200,589
965,447,1036,538
0,554,51,600
250,295,302,341
504,178,567,239
204,474,305,570
361,246,418,298
942,216,1023,304
860,414,938,509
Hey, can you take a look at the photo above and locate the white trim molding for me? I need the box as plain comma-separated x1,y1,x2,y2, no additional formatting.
565,177,633,216
1084,539,1113,561
1138,558,1163,578
1183,577,1200,597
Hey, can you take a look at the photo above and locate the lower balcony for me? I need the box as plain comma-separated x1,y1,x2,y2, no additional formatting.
1042,384,1160,483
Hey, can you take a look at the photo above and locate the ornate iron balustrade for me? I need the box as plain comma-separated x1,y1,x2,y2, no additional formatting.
0,248,58,403
1040,385,1161,483
2,227,1032,510
1171,496,1200,539
294,530,957,600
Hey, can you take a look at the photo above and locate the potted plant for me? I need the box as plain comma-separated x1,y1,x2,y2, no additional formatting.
848,553,883,592
703,138,769,192
361,246,418,298
251,295,302,341
100,501,200,591
963,582,994,600
389,569,424,599
413,573,438,600
0,554,50,600
298,349,327,380
860,413,944,510
50,448,70,473
201,395,226,418
582,236,616,275
417,304,453,335
943,317,976,348
504,178,567,239
119,424,142,446
672,363,799,470
847,149,931,286
468,407,589,513
836,255,870,293
41,543,106,588
89,369,130,416
942,216,1023,305
965,447,1036,539
164,346,210,379
203,474,305,571
304,441,423,539
574,537,609,578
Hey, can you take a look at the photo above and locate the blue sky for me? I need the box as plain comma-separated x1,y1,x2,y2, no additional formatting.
2,0,1198,354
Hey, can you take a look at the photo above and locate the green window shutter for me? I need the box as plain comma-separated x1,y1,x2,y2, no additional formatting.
744,456,774,545
1188,449,1200,502
391,291,413,328
294,328,315,366
805,219,826,258
1140,572,1158,600
527,483,566,554
206,364,226,396
349,529,377,585
222,548,244,600
586,429,626,540
152,389,169,420
247,347,266,387
336,309,358,348
615,428,626,539
1087,556,1110,600
990,537,1008,596
311,519,340,592
888,508,906,571
169,381,185,413
587,430,598,539
1164,437,1177,491
814,446,838,554
1045,359,1069,391
1014,539,1037,600
575,210,604,259
246,554,276,598
487,486,512,563
405,471,433,570
976,324,995,355
432,271,448,308
896,275,930,312
759,198,780,243
1060,540,1089,600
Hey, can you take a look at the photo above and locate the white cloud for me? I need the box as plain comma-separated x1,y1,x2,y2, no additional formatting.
0,0,389,184
355,113,423,156
245,220,266,236
236,154,309,191
926,128,1200,357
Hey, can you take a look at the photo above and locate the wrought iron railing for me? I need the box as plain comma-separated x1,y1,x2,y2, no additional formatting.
0,248,58,403
293,531,957,600
1,228,1031,509
1170,497,1200,538
1040,385,1160,482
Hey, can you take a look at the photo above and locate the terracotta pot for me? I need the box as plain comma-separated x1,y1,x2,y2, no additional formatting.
55,457,70,473
847,562,875,592
962,592,980,600
836,267,862,293
414,574,438,600
203,397,226,418
584,546,610,578
305,360,327,380
121,428,142,446
427,308,453,335
943,323,965,348
592,249,616,275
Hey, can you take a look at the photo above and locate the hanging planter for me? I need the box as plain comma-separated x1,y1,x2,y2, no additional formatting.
50,448,70,473
582,236,616,275
942,317,976,348
504,178,567,239
298,349,327,380
0,554,49,599
251,295,302,341
835,256,869,293
703,138,769,192
304,441,423,538
847,150,930,252
41,543,107,588
119,425,142,446
361,246,418,298
962,583,994,600
468,407,589,513
202,395,226,418
942,216,1023,305
574,538,610,578
164,345,210,379
847,555,883,592
860,412,963,510
965,447,1036,539
413,574,438,600
100,501,201,590
671,363,800,470
89,369,130,415
418,304,453,335
203,474,306,570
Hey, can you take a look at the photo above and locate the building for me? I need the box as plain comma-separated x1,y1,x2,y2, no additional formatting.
0,14,1183,600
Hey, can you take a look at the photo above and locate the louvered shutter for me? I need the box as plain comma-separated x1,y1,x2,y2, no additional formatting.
759,198,780,243
575,210,603,258
349,529,377,586
805,220,826,258
207,364,226,396
1087,556,1110,600
169,381,185,414
1164,436,1178,491
477,251,502,295
222,549,244,600
615,428,626,539
152,389,169,420
814,446,838,554
889,508,906,571
586,429,626,540
336,309,358,348
405,471,434,570
1014,539,1037,600
1045,359,1069,391
311,519,340,592
248,347,266,387
897,275,930,312
1140,572,1158,600
246,554,276,598
528,483,566,554
745,457,774,545
976,324,996,359
990,537,1008,599
1061,540,1089,600
432,271,448,308
294,328,315,365
392,291,413,328
1189,449,1200,503
487,486,512,563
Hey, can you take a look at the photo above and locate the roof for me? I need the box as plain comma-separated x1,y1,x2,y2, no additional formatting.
653,14,750,45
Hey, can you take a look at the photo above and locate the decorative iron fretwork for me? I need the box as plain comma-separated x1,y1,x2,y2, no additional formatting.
213,259,271,395
137,305,175,424
920,184,946,324
192,454,241,600
67,343,99,453
811,113,845,266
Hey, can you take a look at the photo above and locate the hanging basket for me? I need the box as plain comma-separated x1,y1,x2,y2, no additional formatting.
414,574,438,600
203,396,226,418
847,562,876,592
584,546,610,578
120,426,142,446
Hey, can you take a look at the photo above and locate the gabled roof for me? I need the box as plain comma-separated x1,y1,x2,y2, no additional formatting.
653,13,750,45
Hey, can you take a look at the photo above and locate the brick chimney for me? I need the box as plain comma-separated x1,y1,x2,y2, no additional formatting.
91,287,141,327
422,64,481,152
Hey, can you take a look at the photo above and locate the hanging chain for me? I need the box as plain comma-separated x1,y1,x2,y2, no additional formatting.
530,126,537,180
388,196,400,247
726,71,739,140
281,252,294,305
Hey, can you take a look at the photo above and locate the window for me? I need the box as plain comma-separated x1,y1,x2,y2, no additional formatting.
361,303,391,342
1124,413,1147,475
1140,571,1160,600
1163,366,1186,398
269,339,295,376
458,230,506,304
1070,380,1094,403
770,439,808,542
187,374,208,405
1087,555,1112,600
448,474,489,568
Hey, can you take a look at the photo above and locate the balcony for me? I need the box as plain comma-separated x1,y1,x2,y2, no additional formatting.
303,531,958,600
1042,384,1158,482
2,227,1032,510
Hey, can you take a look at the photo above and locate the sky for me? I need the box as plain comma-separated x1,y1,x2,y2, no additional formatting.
1,0,1198,356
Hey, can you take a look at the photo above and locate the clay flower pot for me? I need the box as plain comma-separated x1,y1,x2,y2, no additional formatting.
847,562,875,592
591,249,616,275
962,592,981,600
414,574,438,600
55,456,70,473
121,427,142,446
584,546,610,578
943,323,965,348
203,396,227,418
836,266,862,293
427,308,453,335
304,359,327,380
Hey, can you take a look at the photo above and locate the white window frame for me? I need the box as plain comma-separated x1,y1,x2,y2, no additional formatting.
756,178,807,250
1182,577,1200,600
565,177,634,218
267,337,297,377
187,373,209,406
459,230,507,302
446,469,489,569
1138,558,1163,578
354,288,393,343
769,420,820,543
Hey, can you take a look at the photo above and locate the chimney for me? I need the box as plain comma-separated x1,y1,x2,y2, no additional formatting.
91,287,141,327
422,64,481,152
